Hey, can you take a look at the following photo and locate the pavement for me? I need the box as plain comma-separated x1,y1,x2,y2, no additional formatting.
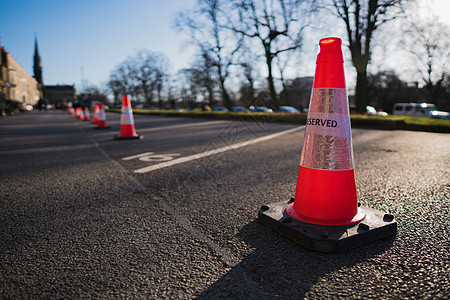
0,110,449,298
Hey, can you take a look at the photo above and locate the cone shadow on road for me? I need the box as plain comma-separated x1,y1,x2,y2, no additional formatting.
197,219,395,298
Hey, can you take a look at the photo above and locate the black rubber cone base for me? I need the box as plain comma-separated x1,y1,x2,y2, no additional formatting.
258,200,397,253
93,126,110,129
113,134,142,140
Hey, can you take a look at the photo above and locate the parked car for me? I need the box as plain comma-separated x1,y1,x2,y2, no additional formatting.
249,106,273,113
135,104,158,110
46,104,55,110
232,106,249,112
430,110,450,120
213,106,229,112
366,106,388,116
393,103,450,120
279,106,300,113
0,99,20,116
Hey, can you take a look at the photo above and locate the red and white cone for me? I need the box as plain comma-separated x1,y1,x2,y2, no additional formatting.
257,37,397,253
68,107,75,115
83,107,90,121
94,102,110,129
114,95,142,140
92,105,99,123
286,37,365,226
76,107,84,120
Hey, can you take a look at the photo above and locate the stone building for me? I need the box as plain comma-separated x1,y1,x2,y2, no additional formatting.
0,46,8,102
46,85,76,108
0,42,40,114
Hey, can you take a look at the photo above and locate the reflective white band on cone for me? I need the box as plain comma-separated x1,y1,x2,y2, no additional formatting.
121,106,135,125
301,88,354,171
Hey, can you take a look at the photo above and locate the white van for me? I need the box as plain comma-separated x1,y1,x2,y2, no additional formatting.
392,103,450,119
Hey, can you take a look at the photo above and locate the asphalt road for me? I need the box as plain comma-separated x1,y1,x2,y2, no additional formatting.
1,110,449,299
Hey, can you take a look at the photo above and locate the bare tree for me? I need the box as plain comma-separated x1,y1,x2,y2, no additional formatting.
179,51,218,107
275,48,297,95
84,84,109,104
239,62,257,104
131,50,170,107
402,14,449,108
331,0,403,113
108,61,138,105
197,51,217,106
175,0,242,110
152,53,170,109
367,70,413,113
231,0,315,109
132,50,157,105
175,70,197,108
177,63,216,108
107,79,123,106
108,50,170,107
237,41,259,105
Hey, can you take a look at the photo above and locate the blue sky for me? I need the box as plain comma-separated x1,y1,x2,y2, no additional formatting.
1,0,449,92
0,0,197,88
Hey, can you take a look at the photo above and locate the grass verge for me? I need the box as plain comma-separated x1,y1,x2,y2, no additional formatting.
107,109,450,132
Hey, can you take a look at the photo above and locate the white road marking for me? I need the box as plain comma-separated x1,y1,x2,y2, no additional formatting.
122,152,155,160
123,152,181,163
138,153,180,162
134,125,305,174
86,121,276,283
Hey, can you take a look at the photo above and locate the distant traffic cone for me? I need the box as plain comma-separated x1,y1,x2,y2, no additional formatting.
83,106,90,121
68,107,75,115
94,102,110,129
114,95,142,140
92,105,99,123
76,107,84,120
258,37,397,253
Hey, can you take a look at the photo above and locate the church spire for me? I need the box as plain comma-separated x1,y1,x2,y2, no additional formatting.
33,35,43,85
33,35,45,101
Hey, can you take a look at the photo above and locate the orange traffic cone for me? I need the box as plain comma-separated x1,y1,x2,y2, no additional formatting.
287,37,365,226
79,107,84,120
94,102,110,129
83,107,90,121
114,95,142,140
68,107,75,115
76,107,84,120
258,37,397,253
92,105,99,123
